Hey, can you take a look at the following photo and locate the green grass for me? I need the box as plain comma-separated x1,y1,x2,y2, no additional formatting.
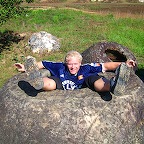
0,8,144,88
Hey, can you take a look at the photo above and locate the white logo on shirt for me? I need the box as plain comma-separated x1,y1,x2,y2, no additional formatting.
60,74,64,78
62,80,77,90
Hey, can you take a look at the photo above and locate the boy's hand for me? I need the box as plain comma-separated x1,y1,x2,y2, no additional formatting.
126,60,136,67
14,63,25,72
126,59,137,71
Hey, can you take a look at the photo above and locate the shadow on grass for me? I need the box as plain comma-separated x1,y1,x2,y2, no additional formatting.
136,68,144,82
0,30,24,54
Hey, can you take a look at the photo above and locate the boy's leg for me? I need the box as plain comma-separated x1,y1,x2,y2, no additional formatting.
82,75,105,91
94,77,110,92
83,63,131,96
110,63,131,96
24,56,44,90
42,76,64,91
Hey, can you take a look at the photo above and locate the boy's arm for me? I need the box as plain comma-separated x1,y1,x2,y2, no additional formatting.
14,61,44,72
37,61,44,69
102,62,122,72
102,60,136,71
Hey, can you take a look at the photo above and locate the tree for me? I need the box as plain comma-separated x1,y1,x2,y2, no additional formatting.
0,0,34,25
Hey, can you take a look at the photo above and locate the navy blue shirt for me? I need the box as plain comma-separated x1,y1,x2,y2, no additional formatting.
42,61,102,90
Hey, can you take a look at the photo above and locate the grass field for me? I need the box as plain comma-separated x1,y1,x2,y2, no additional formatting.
0,2,144,88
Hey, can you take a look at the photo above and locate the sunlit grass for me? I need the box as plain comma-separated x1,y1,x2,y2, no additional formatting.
0,8,144,88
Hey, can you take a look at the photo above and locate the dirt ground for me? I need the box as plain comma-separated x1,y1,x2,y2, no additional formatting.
22,1,144,19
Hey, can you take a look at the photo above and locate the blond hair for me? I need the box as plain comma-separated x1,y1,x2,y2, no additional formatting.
64,50,82,63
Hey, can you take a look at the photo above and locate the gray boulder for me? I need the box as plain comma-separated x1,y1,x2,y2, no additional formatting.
0,42,144,144
28,31,60,53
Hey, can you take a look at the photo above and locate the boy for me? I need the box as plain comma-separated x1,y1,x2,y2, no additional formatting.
14,50,136,95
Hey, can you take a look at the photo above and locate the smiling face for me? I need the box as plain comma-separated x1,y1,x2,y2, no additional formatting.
66,57,81,75
65,51,82,75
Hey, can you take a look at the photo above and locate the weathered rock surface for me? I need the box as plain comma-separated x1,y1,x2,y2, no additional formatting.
28,31,60,53
82,41,137,63
0,42,144,144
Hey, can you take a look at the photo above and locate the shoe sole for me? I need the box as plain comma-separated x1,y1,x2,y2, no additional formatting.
24,56,43,90
113,63,131,96
24,56,39,74
28,72,44,90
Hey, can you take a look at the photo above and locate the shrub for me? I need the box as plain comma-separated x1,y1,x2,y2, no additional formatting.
0,0,34,25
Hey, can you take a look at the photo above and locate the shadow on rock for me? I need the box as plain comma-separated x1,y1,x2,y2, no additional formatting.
98,91,112,101
18,80,43,97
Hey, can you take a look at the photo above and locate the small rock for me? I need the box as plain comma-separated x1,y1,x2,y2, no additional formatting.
28,31,60,53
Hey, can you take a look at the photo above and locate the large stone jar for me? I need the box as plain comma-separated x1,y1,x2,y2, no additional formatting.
0,42,143,144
